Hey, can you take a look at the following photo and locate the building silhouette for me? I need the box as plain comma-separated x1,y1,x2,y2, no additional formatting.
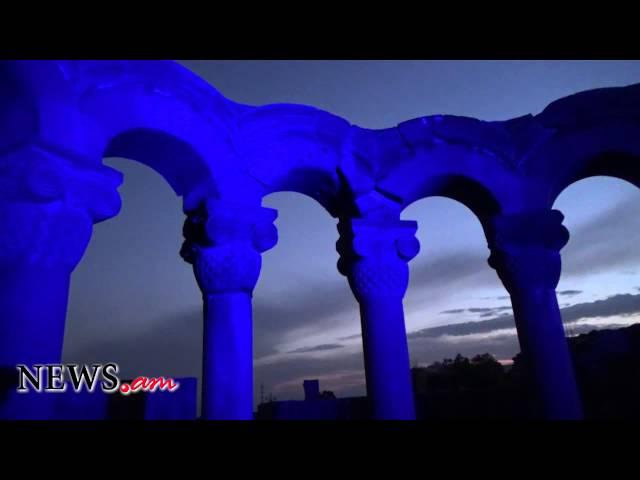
256,380,369,420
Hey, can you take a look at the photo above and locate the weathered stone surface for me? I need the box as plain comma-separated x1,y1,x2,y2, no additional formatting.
2,60,639,421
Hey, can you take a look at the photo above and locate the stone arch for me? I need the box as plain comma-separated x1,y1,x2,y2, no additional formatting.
526,82,640,206
549,175,640,407
366,117,524,220
401,192,507,323
549,148,640,207
395,173,505,247
74,61,248,208
235,103,351,217
403,174,502,221
552,175,640,279
102,127,215,203
0,60,256,215
398,175,506,309
535,125,640,208
253,190,360,376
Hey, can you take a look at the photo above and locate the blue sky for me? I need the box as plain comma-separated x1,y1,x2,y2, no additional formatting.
63,61,640,406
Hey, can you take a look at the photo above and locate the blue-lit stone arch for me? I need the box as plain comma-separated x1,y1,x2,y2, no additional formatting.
74,60,248,208
371,116,530,217
526,83,640,207
544,136,640,208
397,173,503,223
235,103,352,217
3,59,640,420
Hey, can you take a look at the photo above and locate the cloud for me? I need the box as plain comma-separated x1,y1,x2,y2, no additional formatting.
286,344,344,354
254,350,367,402
441,305,513,318
562,196,640,277
63,193,640,408
408,293,640,340
63,291,640,408
558,290,582,297
253,248,494,360
63,308,203,379
337,333,362,341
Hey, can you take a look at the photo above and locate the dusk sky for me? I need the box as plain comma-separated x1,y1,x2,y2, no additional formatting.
62,61,640,407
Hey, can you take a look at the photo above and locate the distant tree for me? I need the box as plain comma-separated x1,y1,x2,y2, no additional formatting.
469,353,505,389
413,353,506,394
320,391,336,400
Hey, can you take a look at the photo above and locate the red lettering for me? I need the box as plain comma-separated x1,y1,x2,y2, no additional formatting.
117,376,179,394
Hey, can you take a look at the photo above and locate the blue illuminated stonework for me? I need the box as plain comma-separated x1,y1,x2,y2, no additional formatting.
1,60,639,419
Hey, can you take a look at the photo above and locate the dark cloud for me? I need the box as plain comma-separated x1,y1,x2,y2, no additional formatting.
255,350,367,401
287,344,344,354
409,316,513,340
409,251,489,290
252,283,358,359
414,195,640,292
64,309,202,374
558,290,582,297
408,335,520,367
561,293,640,323
562,196,640,277
481,295,511,301
254,248,492,361
257,290,640,401
408,293,640,340
63,291,640,410
64,192,640,409
337,333,362,341
443,306,513,318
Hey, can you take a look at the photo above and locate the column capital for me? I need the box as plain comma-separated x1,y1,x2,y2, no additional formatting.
336,217,420,301
486,209,569,293
180,199,278,295
0,145,123,272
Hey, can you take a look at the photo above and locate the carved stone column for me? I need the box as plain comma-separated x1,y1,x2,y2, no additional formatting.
181,199,277,420
487,209,583,419
337,217,420,420
0,145,122,369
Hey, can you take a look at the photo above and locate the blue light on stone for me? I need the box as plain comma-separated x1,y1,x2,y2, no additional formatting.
2,60,639,419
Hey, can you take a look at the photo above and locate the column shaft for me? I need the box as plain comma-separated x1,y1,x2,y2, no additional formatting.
337,217,420,420
510,288,582,419
487,209,582,419
181,199,278,420
202,292,254,420
0,266,71,367
359,297,415,420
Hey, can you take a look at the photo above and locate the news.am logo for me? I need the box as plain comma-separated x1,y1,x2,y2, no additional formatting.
15,363,180,395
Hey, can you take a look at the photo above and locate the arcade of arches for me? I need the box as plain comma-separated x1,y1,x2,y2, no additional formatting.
1,60,640,420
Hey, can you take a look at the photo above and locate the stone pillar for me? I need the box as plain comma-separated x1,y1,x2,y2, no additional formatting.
181,199,278,420
0,146,122,369
0,145,121,419
487,209,583,420
337,217,420,420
